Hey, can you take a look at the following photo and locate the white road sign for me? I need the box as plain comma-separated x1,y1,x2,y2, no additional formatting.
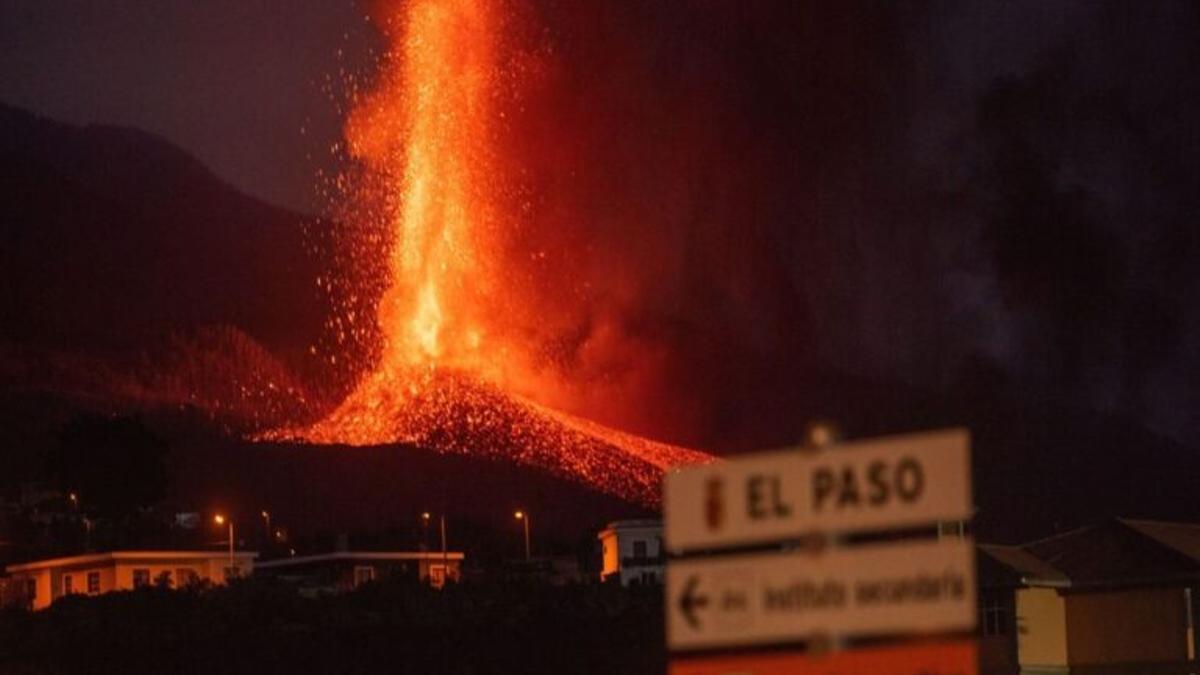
666,538,976,650
665,428,970,551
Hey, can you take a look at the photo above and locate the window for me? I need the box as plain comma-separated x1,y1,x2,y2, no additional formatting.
428,564,446,589
979,589,1011,636
86,572,100,594
353,565,376,588
176,568,198,587
63,575,73,595
132,569,151,588
632,540,647,559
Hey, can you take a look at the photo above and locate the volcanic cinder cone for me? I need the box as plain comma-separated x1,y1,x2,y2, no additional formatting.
268,0,713,504
271,367,711,507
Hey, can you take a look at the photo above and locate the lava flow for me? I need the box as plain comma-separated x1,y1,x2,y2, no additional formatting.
270,0,711,506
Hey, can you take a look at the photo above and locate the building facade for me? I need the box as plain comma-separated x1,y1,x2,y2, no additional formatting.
5,550,257,610
254,551,464,592
597,519,664,586
979,518,1200,675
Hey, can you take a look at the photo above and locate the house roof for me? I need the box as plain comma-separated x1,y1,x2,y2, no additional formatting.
597,519,662,540
6,550,258,574
255,551,464,570
1120,519,1200,563
981,518,1200,590
979,544,1069,586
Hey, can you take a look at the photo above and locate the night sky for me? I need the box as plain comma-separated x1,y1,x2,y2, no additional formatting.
1,0,1197,449
0,0,380,212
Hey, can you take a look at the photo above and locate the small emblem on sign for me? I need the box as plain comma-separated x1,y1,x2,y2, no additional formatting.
705,476,724,531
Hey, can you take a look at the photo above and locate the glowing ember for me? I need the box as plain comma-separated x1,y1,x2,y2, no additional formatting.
271,0,711,505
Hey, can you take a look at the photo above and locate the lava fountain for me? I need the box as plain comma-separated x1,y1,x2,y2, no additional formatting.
271,0,711,507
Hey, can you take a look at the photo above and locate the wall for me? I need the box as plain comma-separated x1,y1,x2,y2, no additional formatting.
599,531,620,581
1065,588,1188,665
25,570,51,610
1016,587,1068,671
57,565,116,602
611,525,663,586
13,555,254,610
202,557,253,583
114,559,235,589
417,558,462,588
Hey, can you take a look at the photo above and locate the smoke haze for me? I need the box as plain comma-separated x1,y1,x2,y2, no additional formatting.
1,0,1196,450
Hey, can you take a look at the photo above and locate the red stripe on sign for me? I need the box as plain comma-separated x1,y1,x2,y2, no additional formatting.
669,639,977,675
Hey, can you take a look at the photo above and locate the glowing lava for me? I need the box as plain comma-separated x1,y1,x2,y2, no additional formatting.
274,0,711,505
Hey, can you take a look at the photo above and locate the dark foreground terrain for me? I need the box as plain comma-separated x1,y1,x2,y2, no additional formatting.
0,578,664,675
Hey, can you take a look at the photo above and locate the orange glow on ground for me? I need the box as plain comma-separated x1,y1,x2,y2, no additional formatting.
268,0,712,506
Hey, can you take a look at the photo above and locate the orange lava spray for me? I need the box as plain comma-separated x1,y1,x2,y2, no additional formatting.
274,0,712,505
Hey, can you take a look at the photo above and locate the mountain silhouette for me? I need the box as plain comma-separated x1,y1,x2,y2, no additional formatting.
0,103,1196,547
0,103,326,358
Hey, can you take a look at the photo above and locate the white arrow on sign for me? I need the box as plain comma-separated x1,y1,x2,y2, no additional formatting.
667,538,976,651
665,428,970,552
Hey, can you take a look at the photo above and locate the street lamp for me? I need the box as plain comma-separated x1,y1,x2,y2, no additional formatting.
213,514,234,566
514,510,531,561
421,512,447,552
805,420,841,449
261,510,271,544
68,493,90,550
423,511,450,581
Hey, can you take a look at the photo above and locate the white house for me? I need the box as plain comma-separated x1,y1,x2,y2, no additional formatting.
597,519,664,586
254,551,465,592
5,550,257,610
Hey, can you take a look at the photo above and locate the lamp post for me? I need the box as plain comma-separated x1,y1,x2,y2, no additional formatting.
423,511,451,582
213,514,234,566
440,514,448,572
422,512,448,556
514,510,531,561
261,510,271,546
69,493,90,550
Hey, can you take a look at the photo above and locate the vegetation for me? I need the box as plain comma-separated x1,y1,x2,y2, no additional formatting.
0,577,664,675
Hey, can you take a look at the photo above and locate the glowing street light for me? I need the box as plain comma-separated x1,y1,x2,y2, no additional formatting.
805,420,842,449
261,510,271,543
514,510,531,561
213,514,234,566
424,509,439,552
422,511,449,574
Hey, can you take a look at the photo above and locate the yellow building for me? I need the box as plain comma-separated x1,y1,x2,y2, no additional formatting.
5,550,257,610
979,518,1200,675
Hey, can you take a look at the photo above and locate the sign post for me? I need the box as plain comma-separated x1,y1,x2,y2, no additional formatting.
664,428,977,673
669,639,978,675
666,428,971,551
